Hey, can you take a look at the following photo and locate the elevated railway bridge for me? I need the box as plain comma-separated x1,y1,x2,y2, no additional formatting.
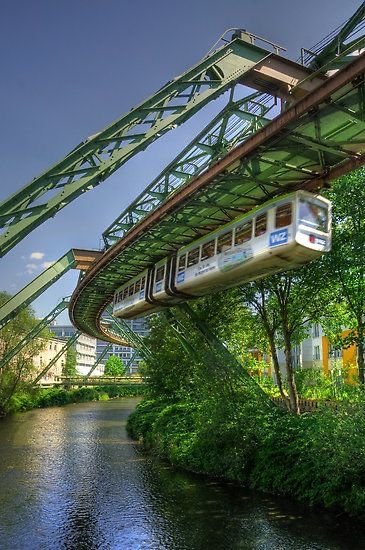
1,4,365,381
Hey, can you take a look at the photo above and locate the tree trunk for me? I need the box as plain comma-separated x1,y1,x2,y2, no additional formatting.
283,333,300,415
267,334,290,411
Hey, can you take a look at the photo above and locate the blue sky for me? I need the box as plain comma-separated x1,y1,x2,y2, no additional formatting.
0,0,361,324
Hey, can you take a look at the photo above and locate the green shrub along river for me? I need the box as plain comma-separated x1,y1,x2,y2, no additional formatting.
8,384,145,413
127,387,365,519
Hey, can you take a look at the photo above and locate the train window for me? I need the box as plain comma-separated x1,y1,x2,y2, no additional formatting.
254,213,267,237
235,221,252,245
135,279,141,293
217,231,233,253
178,254,186,272
299,200,328,232
123,287,129,299
201,240,215,261
140,276,146,290
128,284,135,296
276,203,292,228
155,265,165,283
187,248,199,267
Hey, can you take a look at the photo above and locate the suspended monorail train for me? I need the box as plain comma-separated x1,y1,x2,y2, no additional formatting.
112,190,331,320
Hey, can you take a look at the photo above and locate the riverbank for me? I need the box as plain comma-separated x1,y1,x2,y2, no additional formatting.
3,397,364,549
127,393,365,520
3,384,146,415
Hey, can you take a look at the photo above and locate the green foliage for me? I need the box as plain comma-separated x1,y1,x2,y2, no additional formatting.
128,392,365,518
63,346,77,376
139,314,198,400
5,383,146,414
104,354,126,376
294,368,335,400
0,290,50,414
321,168,365,380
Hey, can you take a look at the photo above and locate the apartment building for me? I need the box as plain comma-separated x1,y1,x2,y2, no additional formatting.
33,337,65,384
50,325,99,376
96,317,149,374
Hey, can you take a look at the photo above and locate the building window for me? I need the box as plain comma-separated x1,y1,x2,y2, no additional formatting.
313,324,320,338
314,345,320,360
329,345,342,359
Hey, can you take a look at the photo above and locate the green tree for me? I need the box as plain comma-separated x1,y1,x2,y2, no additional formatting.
139,314,196,399
62,346,77,376
322,169,365,383
239,263,331,414
104,354,126,376
0,291,49,414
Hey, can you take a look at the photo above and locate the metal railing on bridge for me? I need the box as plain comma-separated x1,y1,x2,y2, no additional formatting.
42,375,145,387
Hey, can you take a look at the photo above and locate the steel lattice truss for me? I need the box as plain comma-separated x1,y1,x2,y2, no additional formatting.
102,91,276,247
0,38,270,257
70,53,365,343
0,297,69,370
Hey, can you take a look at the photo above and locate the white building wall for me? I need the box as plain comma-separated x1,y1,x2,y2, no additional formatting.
33,337,65,384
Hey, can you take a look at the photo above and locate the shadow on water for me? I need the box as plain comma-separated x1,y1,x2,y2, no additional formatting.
0,398,364,549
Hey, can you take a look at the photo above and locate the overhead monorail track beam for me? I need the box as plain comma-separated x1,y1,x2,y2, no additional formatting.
69,52,365,345
0,35,325,258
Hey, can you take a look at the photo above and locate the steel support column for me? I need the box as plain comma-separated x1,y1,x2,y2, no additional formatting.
0,297,69,369
0,248,99,330
84,342,113,379
0,38,272,257
32,331,81,385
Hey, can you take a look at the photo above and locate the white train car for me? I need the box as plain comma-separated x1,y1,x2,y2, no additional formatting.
113,190,331,319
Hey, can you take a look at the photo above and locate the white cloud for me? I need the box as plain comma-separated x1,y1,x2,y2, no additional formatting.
26,263,37,274
30,252,45,260
42,261,55,269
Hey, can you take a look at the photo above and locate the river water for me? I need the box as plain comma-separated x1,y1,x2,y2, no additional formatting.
0,398,364,549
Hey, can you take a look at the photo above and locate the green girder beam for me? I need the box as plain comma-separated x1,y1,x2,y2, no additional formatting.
84,342,113,379
0,250,77,330
0,297,69,370
69,52,365,344
309,3,365,70
125,349,138,369
0,38,271,257
166,303,265,395
102,91,274,247
32,331,81,385
104,307,152,360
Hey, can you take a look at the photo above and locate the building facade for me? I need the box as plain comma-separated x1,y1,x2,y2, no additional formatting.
275,323,359,381
96,317,149,374
50,325,99,376
33,337,65,384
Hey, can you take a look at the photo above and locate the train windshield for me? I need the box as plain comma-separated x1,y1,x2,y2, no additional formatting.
299,199,328,232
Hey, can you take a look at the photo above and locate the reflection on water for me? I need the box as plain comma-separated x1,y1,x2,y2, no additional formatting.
0,398,364,549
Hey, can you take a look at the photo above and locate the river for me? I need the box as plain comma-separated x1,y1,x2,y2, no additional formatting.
0,397,364,549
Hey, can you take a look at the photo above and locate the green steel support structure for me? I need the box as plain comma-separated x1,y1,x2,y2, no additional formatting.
84,342,113,379
0,250,77,329
104,307,152,361
32,331,81,385
0,248,100,329
308,2,365,70
70,50,365,344
102,91,274,247
0,37,273,257
163,305,264,396
125,350,138,370
0,297,69,370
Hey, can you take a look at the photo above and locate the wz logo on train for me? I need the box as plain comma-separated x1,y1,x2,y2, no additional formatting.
269,228,288,247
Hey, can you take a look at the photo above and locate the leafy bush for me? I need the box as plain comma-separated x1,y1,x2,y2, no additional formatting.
6,383,146,414
128,392,365,518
